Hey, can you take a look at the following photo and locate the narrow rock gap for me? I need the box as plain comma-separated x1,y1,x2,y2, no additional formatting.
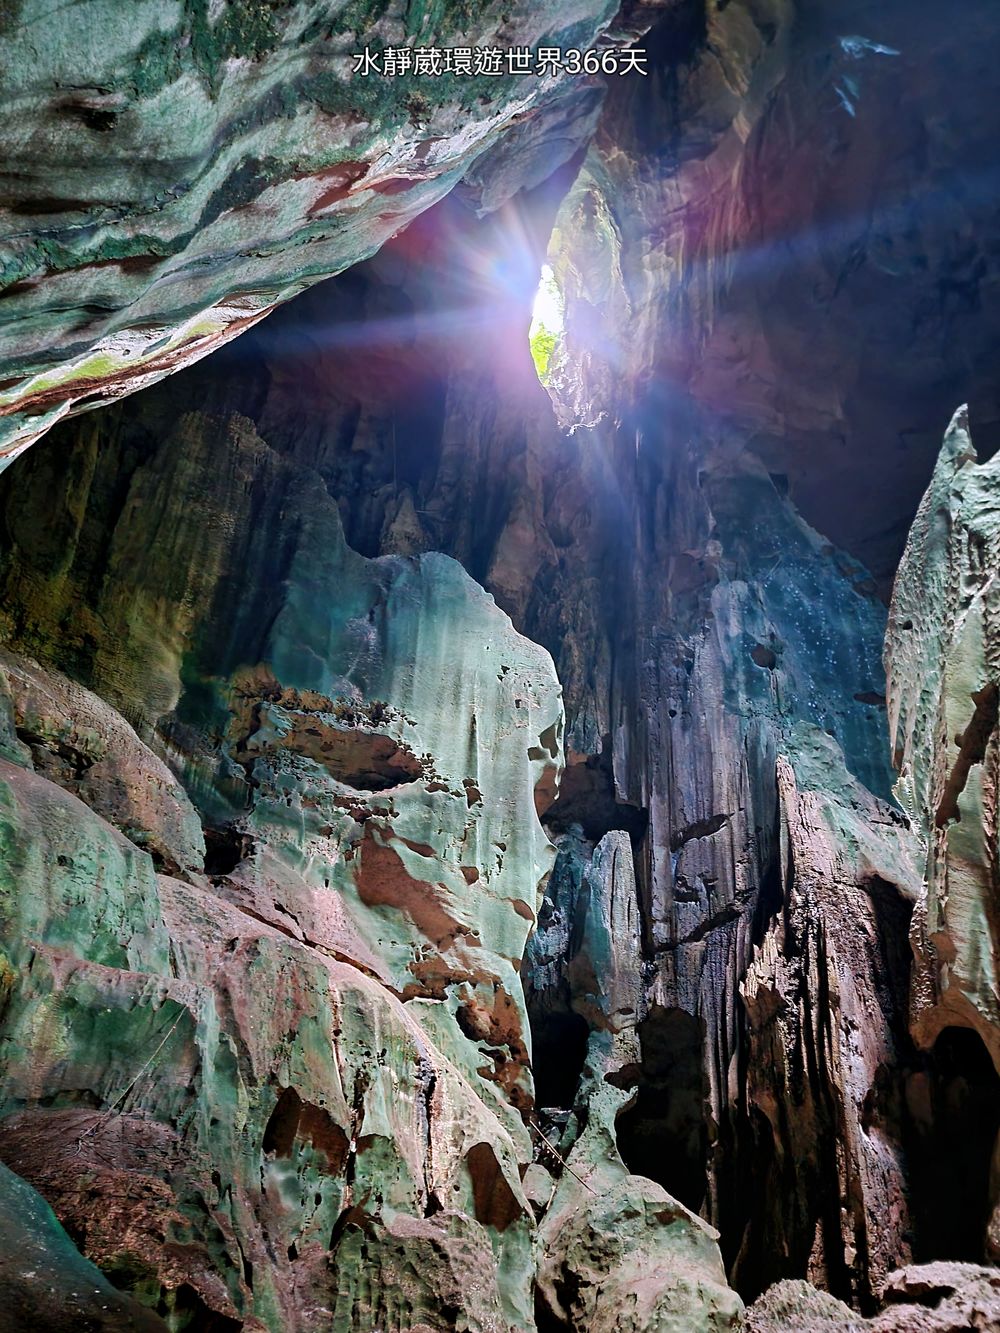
540,739,648,849
523,826,593,1117
203,827,256,878
936,683,999,827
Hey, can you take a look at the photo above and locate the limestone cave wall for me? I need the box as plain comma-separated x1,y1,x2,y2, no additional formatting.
3,2,1000,1331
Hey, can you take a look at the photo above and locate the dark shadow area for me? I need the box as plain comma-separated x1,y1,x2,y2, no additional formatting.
725,874,917,1308
155,1284,243,1333
530,1008,590,1112
203,827,255,877
615,1006,708,1212
904,1025,1000,1263
867,876,915,1025
542,742,648,847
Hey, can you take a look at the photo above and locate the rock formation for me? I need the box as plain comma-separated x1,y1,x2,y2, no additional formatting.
0,0,656,465
745,1263,1000,1332
886,405,1000,1265
0,1161,168,1332
0,495,565,1327
2,0,1000,1330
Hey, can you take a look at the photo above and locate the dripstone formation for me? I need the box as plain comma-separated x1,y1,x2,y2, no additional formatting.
2,1,1000,1331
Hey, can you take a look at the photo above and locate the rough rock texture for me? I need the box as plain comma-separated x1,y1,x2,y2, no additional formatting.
886,406,1000,1064
745,1264,1000,1332
0,1160,169,1333
523,442,925,1309
0,647,206,875
3,15,992,1307
0,298,740,1323
0,375,928,1313
0,494,566,1328
743,1279,864,1332
874,1264,1000,1332
4,0,1000,1327
885,405,1000,1263
531,831,743,1331
536,1158,742,1332
0,0,657,463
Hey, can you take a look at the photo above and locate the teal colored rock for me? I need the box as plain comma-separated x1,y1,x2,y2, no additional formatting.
0,757,171,978
885,405,1000,1257
0,0,627,465
536,1118,744,1333
0,649,206,876
0,462,563,1327
0,1160,167,1332
885,405,1000,1064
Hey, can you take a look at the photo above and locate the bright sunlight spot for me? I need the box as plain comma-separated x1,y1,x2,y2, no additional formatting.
528,264,564,384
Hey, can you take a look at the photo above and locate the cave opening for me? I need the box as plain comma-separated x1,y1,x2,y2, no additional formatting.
615,1006,708,1213
6,0,1000,1327
528,263,564,386
541,743,648,849
203,827,256,878
155,1284,243,1333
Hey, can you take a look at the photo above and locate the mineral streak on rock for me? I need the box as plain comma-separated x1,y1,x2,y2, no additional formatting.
522,441,926,1309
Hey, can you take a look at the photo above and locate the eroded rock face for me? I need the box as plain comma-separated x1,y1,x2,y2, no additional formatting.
3,0,1000,1326
530,831,744,1331
0,647,206,875
536,1161,742,1332
886,407,1000,1064
0,382,760,1326
523,443,924,1309
0,109,977,1325
0,488,564,1327
885,405,1000,1264
745,1264,1000,1332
